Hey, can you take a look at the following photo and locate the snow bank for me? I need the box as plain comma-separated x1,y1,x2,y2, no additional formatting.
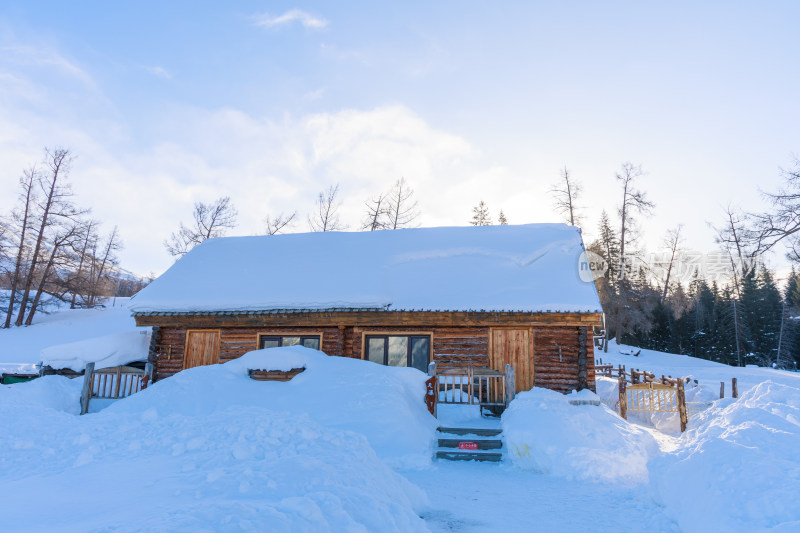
129,224,602,314
502,387,658,483
109,346,438,468
0,300,148,366
0,347,433,532
0,375,82,414
651,381,800,533
40,329,151,371
0,408,428,532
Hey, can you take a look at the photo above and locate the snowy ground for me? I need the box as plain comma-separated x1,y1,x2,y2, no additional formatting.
1,309,799,532
0,298,149,373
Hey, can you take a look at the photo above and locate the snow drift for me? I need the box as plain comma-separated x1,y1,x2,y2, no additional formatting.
651,380,800,533
0,347,436,532
109,347,438,468
502,387,659,483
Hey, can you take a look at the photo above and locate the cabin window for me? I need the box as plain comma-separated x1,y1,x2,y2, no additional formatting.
259,335,321,350
364,335,430,372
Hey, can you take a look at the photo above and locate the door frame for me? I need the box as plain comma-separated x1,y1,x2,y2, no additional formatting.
489,327,534,391
183,329,221,369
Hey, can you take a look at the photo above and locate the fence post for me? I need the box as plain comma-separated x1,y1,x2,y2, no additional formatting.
577,326,588,391
143,362,154,389
677,379,688,432
618,375,627,420
732,377,738,399
426,362,437,418
720,381,725,399
79,362,95,416
505,364,515,405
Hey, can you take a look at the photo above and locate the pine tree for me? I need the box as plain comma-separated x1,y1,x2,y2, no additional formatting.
470,201,491,226
498,210,508,225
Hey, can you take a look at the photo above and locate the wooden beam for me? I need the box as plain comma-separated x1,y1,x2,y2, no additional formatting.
134,310,603,329
79,362,95,415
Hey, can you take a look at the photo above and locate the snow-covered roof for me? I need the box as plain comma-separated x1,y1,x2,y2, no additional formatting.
130,224,603,315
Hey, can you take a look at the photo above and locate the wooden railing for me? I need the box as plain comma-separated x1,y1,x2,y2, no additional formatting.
80,362,153,415
425,362,515,417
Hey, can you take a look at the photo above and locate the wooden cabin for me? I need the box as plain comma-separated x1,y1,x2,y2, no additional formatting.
131,224,603,394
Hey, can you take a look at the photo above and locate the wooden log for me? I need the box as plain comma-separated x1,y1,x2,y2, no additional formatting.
618,375,627,420
677,379,688,432
505,363,515,405
577,327,588,391
732,377,738,398
79,362,95,415
113,367,122,399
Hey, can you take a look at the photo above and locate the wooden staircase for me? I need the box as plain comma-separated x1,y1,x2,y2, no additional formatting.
435,427,504,462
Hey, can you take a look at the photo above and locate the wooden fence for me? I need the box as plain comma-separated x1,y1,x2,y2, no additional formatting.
79,362,153,415
596,359,740,399
618,376,689,432
425,362,515,417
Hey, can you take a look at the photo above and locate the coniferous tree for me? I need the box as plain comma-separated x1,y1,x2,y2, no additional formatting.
470,201,491,226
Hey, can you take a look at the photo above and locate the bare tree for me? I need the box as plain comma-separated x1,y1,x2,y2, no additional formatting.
616,162,654,280
165,196,238,256
24,221,82,325
84,226,122,308
69,219,97,309
4,165,38,328
659,225,684,303
498,210,508,225
264,212,297,235
15,148,85,326
308,184,346,232
550,167,583,226
715,205,758,299
362,193,388,231
746,159,800,260
384,178,420,230
470,201,491,226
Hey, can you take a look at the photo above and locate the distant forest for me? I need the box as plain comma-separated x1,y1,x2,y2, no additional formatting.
548,161,800,370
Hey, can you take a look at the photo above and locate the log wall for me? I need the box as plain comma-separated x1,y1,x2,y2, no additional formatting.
150,315,597,392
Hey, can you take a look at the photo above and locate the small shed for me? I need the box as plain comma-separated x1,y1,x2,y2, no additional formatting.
130,224,603,393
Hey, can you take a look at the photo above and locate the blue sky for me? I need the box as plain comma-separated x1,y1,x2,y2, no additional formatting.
1,1,799,275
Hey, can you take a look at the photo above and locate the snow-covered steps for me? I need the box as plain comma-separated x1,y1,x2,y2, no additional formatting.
435,427,504,462
437,427,502,437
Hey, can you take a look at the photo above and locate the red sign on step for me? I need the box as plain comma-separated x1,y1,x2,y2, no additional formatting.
458,442,478,450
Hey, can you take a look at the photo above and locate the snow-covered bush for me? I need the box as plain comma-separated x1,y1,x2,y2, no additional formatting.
502,387,658,483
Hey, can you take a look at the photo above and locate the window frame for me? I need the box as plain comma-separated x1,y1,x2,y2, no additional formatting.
257,333,323,351
362,332,432,372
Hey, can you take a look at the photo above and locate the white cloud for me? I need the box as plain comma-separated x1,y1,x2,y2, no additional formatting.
144,65,172,79
0,44,96,89
252,9,329,30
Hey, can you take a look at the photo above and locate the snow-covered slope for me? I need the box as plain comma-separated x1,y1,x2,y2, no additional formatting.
129,224,602,314
0,299,150,372
597,341,800,396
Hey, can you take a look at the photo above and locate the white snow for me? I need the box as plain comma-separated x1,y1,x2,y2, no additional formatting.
40,329,151,371
3,323,800,531
109,347,438,469
128,224,602,314
502,387,658,483
0,299,150,372
0,347,434,532
651,380,800,533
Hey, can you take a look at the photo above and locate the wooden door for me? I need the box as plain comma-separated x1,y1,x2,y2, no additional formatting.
184,330,220,369
490,329,533,393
